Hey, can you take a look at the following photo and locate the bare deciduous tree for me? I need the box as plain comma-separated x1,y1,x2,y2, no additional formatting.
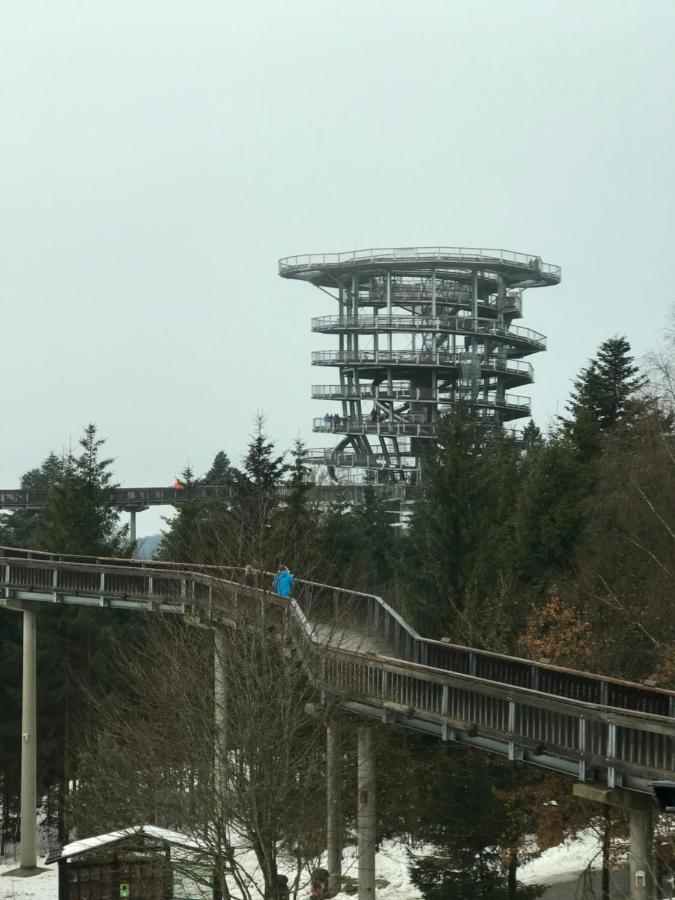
70,588,350,900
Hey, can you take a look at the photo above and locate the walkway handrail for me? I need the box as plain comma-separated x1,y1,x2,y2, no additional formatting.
2,544,671,713
1,546,673,789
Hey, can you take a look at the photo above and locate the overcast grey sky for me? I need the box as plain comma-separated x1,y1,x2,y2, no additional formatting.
2,0,674,534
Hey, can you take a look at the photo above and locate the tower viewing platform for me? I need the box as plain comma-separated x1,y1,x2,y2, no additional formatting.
280,247,561,484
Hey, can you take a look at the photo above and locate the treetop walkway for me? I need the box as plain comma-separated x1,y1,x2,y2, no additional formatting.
1,544,672,795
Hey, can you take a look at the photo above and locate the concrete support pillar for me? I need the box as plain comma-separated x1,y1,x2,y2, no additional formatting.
357,725,376,900
326,720,343,895
214,630,227,802
129,510,137,547
629,807,655,900
20,610,38,870
573,783,657,900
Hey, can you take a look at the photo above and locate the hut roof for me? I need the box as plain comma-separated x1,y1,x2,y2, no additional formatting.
46,825,203,864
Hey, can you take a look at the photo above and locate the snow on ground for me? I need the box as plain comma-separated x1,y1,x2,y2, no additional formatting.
0,832,607,900
0,857,56,900
519,831,603,885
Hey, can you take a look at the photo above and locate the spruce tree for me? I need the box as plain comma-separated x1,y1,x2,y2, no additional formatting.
202,451,232,485
237,414,288,492
403,409,523,642
159,465,231,564
39,425,127,556
2,452,62,549
31,425,130,838
563,336,644,456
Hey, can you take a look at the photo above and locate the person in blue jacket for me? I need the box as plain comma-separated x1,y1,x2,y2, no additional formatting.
273,564,294,598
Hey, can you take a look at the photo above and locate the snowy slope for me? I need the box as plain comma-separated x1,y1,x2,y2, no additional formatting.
0,833,609,900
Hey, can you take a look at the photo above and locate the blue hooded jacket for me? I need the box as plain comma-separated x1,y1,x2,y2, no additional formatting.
273,568,294,598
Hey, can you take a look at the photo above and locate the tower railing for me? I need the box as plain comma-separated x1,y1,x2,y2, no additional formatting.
279,247,562,280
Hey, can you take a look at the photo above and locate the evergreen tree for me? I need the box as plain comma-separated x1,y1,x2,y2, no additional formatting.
159,465,231,564
268,438,321,571
521,420,543,452
236,414,288,492
563,336,645,457
402,410,523,643
30,425,130,838
1,452,62,549
202,451,232,485
39,425,127,556
513,435,589,588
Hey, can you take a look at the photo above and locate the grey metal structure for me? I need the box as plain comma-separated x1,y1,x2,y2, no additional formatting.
0,483,409,511
280,247,560,483
2,545,672,794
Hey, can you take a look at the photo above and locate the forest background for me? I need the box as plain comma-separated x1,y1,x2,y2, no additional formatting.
1,330,674,899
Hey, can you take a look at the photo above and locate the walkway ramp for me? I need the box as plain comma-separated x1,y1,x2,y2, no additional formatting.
1,545,673,794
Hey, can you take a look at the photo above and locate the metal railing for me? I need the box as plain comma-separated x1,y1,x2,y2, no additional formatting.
314,418,438,438
311,349,534,381
0,546,671,791
311,315,546,350
363,287,523,318
311,385,531,413
279,247,561,281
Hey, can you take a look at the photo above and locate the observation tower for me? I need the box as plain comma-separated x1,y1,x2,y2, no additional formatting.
279,247,561,484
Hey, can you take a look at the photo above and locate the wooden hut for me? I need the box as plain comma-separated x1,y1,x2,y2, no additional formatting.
46,824,209,900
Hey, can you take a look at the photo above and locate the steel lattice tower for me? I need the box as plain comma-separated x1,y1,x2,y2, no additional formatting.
279,247,560,484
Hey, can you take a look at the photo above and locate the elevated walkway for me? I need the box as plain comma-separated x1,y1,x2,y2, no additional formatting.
1,544,672,795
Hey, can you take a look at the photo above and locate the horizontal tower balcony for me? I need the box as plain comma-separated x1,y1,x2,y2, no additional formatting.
314,417,438,438
352,289,523,319
305,447,417,469
311,314,546,354
312,385,531,415
311,350,534,387
313,402,528,435
279,246,561,288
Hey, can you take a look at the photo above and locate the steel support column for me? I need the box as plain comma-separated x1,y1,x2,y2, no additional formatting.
214,630,227,802
327,719,343,895
20,610,37,870
357,725,376,899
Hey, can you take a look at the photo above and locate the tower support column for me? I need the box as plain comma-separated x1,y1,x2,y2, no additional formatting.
572,783,656,900
20,610,38,871
357,725,376,899
214,630,227,802
326,719,343,894
629,807,655,899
